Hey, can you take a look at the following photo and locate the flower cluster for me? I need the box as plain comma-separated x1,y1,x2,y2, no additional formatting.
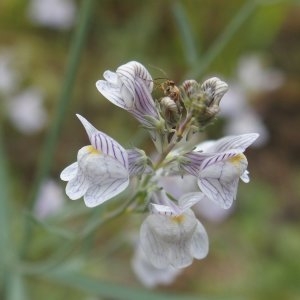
61,61,258,286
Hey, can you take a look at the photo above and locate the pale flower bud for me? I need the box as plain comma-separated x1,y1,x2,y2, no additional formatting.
201,77,229,107
180,77,228,127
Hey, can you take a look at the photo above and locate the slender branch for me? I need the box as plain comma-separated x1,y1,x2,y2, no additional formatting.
154,112,193,169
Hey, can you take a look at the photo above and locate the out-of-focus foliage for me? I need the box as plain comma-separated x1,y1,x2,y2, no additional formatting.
0,0,300,299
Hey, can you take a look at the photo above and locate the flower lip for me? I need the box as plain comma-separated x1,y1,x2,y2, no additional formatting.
76,114,128,169
96,61,155,113
179,133,259,209
60,115,132,207
140,207,209,269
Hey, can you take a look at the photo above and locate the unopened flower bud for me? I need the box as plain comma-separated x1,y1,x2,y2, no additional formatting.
201,77,228,107
180,77,228,127
159,96,180,126
181,80,199,99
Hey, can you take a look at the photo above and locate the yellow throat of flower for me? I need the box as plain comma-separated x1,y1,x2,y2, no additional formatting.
171,214,185,224
86,145,101,155
229,153,245,165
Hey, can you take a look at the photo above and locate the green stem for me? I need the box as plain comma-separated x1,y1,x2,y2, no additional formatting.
0,109,17,299
80,191,141,238
172,0,198,66
20,0,95,258
154,112,193,169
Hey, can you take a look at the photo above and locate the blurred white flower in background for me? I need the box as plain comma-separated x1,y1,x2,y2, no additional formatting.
0,51,20,96
132,245,182,288
7,88,47,134
237,55,284,92
34,179,65,220
220,54,284,147
27,0,77,30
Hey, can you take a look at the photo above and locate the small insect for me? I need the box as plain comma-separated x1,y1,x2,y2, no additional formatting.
160,80,181,103
137,73,182,113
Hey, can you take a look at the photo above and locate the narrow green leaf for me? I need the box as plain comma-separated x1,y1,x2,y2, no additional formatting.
24,211,75,240
172,1,199,66
19,0,96,257
6,272,28,300
0,106,20,299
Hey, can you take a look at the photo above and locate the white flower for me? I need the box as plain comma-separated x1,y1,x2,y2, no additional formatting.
27,0,77,30
140,191,208,269
237,54,284,92
220,83,269,146
224,109,269,147
96,61,166,152
7,88,47,134
181,133,259,209
132,245,182,288
0,51,20,95
96,61,156,119
60,114,130,207
34,179,65,219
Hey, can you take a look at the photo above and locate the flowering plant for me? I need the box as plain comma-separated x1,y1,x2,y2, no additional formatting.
61,61,258,283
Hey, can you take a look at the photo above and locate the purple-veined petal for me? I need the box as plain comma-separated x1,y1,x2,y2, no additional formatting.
198,177,239,209
115,62,158,120
60,162,78,181
131,77,158,118
151,190,182,215
181,80,199,98
103,70,118,84
197,133,259,153
127,148,152,176
181,152,211,176
78,147,129,180
65,171,89,200
150,203,177,216
201,77,228,105
75,147,129,207
164,209,200,268
140,209,205,269
76,114,128,169
200,149,241,171
117,61,153,94
190,221,209,259
96,80,130,109
116,63,137,100
140,218,170,269
83,176,129,207
198,153,248,208
168,240,193,269
141,221,192,269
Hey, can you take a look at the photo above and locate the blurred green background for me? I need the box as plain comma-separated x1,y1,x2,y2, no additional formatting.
0,0,300,299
